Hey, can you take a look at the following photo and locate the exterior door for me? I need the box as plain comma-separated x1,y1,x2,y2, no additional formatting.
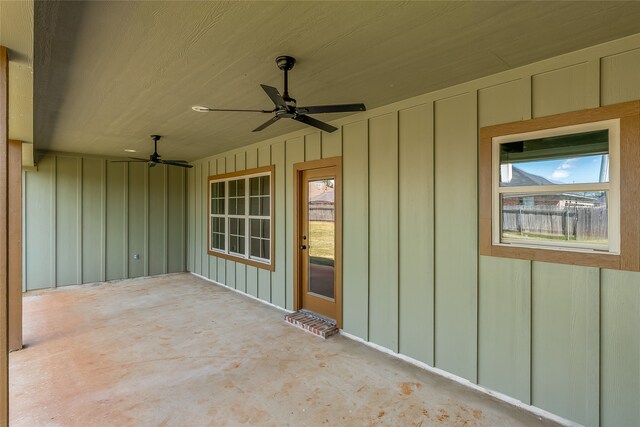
294,158,342,327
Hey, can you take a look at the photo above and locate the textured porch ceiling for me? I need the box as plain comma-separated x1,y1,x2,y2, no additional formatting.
32,1,640,161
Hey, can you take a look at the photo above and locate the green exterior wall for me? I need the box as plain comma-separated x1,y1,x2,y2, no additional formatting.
24,153,187,290
187,34,640,426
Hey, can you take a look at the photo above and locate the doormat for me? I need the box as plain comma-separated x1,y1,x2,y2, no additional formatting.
285,310,339,339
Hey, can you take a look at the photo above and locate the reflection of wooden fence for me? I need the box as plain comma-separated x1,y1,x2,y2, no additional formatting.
502,205,607,240
309,202,335,222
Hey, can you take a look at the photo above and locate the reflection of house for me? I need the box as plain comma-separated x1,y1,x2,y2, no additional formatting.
309,188,335,221
503,192,604,207
502,166,605,207
501,164,554,186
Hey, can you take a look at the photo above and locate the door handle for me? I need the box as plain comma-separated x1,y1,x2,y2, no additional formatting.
299,245,307,250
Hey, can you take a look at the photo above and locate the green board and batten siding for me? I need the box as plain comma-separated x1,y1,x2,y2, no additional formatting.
185,34,640,426
398,103,434,366
434,93,478,382
24,153,187,290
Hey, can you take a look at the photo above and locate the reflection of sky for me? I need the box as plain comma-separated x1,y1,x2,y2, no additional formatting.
508,155,608,184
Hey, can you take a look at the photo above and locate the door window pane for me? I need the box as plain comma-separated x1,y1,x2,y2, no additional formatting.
307,179,335,299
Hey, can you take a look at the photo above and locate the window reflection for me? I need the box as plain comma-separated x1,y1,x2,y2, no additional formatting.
308,179,335,300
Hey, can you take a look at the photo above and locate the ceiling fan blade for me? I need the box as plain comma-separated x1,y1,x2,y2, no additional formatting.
129,157,150,161
252,115,281,132
160,160,194,168
192,106,271,113
293,114,337,133
260,85,287,109
296,103,366,114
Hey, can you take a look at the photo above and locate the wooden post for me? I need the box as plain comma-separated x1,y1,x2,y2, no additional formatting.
8,140,21,352
0,44,10,426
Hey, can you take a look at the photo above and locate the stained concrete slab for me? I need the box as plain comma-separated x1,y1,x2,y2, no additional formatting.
10,273,560,426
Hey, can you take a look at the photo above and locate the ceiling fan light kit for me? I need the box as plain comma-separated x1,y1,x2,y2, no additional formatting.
192,56,366,133
111,135,194,168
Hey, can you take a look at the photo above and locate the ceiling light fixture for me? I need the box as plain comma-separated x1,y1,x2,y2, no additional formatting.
124,149,136,153
192,106,212,112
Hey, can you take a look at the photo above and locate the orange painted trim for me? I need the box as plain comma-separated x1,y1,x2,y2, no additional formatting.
479,100,640,271
293,157,343,329
206,165,276,272
8,140,21,352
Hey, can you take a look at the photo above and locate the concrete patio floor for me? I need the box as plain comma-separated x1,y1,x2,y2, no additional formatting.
10,273,560,426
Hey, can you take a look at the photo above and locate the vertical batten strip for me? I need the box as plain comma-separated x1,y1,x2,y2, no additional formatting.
77,157,83,284
51,156,57,287
204,161,212,279
477,76,533,400
208,160,212,279
258,145,272,302
368,113,399,352
285,139,304,310
587,58,601,109
123,163,129,278
476,90,481,385
0,45,8,424
395,110,401,355
101,159,107,281
234,152,247,293
164,166,168,274
270,142,286,307
21,172,26,292
434,93,478,383
341,121,369,339
431,102,437,367
194,162,201,275
523,75,534,406
521,76,533,121
216,157,226,284
225,154,236,290
181,168,186,271
245,148,259,297
144,164,149,277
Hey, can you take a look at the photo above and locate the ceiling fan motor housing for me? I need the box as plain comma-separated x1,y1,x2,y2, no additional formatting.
276,55,296,71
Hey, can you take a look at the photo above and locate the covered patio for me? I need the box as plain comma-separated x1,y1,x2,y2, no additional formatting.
11,274,555,426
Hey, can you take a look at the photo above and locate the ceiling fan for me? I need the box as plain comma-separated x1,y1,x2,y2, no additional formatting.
192,56,366,133
112,135,193,168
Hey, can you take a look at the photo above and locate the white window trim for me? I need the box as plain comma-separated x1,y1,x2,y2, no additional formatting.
491,119,620,254
209,170,272,266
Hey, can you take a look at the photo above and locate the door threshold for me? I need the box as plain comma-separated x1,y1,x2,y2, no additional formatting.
285,310,339,339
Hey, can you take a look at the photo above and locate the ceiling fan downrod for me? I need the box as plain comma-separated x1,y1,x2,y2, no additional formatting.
151,134,161,157
276,55,296,104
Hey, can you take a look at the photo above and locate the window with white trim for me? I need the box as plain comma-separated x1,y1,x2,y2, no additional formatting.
208,166,274,270
492,119,620,254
